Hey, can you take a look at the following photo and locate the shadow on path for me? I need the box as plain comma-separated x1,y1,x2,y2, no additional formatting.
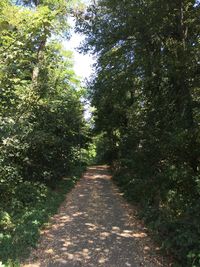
22,166,169,267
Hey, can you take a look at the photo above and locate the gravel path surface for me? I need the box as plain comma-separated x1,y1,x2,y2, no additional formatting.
22,166,171,267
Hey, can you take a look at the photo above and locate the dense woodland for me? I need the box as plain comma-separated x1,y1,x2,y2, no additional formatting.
0,0,89,265
0,0,200,266
76,0,200,266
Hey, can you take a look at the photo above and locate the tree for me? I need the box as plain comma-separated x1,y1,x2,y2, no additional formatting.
0,1,88,262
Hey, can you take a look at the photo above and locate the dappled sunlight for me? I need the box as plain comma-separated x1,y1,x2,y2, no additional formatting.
22,166,168,267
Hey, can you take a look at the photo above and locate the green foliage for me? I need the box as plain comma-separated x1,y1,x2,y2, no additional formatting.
80,132,115,165
81,144,97,165
0,0,89,265
15,182,48,206
0,166,84,265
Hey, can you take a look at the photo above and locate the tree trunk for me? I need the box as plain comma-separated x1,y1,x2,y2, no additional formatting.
32,38,46,90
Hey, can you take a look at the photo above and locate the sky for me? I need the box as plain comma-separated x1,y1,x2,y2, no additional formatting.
63,14,95,82
63,1,94,120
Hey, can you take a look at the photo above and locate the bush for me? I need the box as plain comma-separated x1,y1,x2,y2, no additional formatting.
15,181,48,206
0,212,13,231
0,166,84,265
113,160,200,266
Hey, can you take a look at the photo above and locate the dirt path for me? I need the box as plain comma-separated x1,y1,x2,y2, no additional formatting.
22,166,170,267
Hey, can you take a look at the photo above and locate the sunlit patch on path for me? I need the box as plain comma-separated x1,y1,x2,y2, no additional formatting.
22,166,170,267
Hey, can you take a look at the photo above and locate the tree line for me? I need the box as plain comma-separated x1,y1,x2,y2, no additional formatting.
76,0,200,266
0,0,89,264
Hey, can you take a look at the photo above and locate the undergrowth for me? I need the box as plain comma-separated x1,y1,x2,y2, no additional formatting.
0,166,85,266
113,166,200,267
